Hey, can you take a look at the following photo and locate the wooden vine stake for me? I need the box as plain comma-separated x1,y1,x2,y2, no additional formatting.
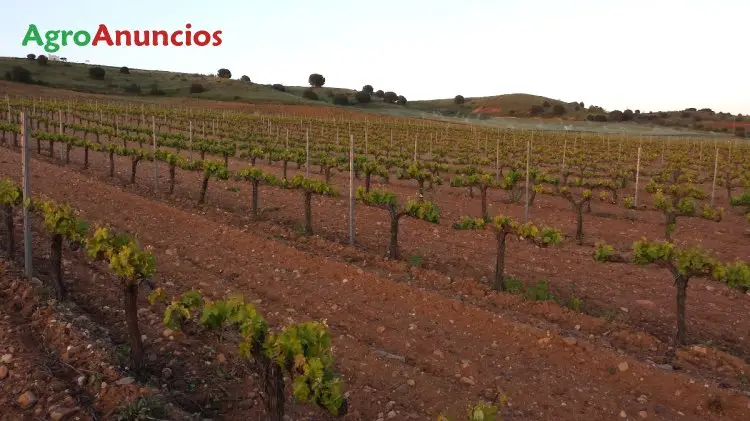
495,138,500,182
524,134,532,223
305,129,310,177
710,146,719,207
189,121,193,162
349,134,355,245
634,146,642,207
152,116,158,193
21,111,32,278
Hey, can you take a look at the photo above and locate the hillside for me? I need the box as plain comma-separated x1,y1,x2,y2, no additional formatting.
2,55,746,137
410,93,588,119
0,56,391,108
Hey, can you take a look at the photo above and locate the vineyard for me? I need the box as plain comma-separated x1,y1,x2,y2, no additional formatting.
0,92,749,420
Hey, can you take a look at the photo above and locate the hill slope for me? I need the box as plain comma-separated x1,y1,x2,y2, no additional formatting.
410,93,587,118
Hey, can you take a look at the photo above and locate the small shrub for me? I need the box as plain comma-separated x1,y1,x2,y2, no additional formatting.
240,75,251,82
552,104,566,116
189,83,205,94
333,93,350,106
272,83,285,92
542,100,551,108
120,66,130,74
566,297,584,313
408,254,423,267
302,89,319,100
623,196,635,209
149,84,166,96
8,66,32,83
217,68,231,78
503,277,524,294
26,53,36,60
593,242,614,262
123,83,141,94
37,55,49,66
89,66,105,80
524,280,554,301
530,105,544,116
454,95,465,105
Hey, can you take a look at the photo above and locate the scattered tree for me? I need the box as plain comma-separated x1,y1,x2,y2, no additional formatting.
189,83,205,93
355,90,371,104
272,83,285,92
37,55,49,66
383,91,398,104
362,84,374,95
308,73,325,87
374,90,385,98
396,95,407,105
240,75,251,82
552,104,566,116
542,100,551,108
454,95,465,105
120,66,130,74
26,53,36,60
217,68,231,78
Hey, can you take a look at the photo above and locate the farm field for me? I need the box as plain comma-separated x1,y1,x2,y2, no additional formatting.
0,91,749,420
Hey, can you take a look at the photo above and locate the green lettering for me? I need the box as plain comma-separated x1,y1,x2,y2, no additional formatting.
61,30,74,46
44,30,60,53
21,24,43,47
73,30,91,46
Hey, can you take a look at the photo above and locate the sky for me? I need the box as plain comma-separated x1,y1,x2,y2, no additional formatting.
1,0,748,114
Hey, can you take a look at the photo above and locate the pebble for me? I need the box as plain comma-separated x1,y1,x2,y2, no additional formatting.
406,379,415,386
387,410,397,419
0,364,8,379
0,354,12,364
619,410,627,418
636,394,648,404
618,362,629,372
656,363,673,371
49,406,80,421
433,349,444,358
75,375,86,387
163,328,174,338
638,410,648,418
460,377,475,386
537,337,551,345
162,368,173,379
563,337,577,346
116,377,135,385
17,391,37,409
376,326,386,334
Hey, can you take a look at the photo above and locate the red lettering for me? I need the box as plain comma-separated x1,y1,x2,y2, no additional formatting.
193,30,210,46
115,30,131,46
152,30,168,46
133,30,149,46
185,23,192,46
211,30,222,46
91,24,113,46
170,30,183,46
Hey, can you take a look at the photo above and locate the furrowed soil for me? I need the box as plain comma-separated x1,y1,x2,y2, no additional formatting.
1,138,750,419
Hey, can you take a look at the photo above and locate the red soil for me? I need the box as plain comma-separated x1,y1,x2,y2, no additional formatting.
1,136,750,419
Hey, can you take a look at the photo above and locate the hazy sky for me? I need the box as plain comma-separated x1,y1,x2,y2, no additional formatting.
2,0,748,114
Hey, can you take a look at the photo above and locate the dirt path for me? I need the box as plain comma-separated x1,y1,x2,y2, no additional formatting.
2,147,750,420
